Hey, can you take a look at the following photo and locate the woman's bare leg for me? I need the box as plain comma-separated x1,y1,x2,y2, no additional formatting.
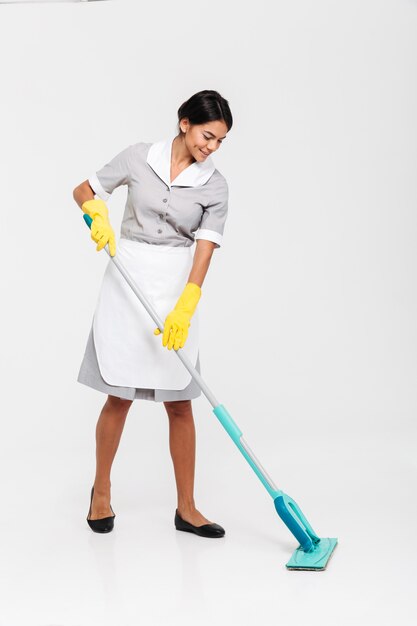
88,395,133,520
164,399,213,526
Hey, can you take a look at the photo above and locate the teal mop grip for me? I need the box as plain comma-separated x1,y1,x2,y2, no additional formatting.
213,405,243,442
83,214,93,229
213,404,279,498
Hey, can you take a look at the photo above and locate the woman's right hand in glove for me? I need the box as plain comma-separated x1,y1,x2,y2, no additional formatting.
82,199,116,257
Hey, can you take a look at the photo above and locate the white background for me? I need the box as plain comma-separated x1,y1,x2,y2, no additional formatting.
0,0,416,624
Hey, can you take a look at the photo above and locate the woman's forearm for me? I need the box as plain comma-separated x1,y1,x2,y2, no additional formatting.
73,180,95,210
188,240,216,288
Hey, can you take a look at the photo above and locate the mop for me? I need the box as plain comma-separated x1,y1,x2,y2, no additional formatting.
83,214,338,570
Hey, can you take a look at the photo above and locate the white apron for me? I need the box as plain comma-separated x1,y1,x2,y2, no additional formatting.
92,238,199,389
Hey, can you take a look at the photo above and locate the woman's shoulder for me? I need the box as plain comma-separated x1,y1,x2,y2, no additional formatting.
128,141,153,158
205,167,228,194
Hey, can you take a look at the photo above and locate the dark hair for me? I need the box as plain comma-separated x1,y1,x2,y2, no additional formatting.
177,90,233,134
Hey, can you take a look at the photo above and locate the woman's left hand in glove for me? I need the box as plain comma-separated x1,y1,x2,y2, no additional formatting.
154,282,201,350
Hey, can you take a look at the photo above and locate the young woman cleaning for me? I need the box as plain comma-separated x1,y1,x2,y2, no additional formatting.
73,90,232,537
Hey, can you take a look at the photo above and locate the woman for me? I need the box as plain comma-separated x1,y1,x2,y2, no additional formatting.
73,90,232,538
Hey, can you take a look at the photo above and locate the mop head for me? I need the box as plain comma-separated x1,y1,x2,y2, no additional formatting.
286,537,338,570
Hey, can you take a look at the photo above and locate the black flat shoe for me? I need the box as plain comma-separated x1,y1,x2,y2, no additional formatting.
174,509,225,538
86,486,115,533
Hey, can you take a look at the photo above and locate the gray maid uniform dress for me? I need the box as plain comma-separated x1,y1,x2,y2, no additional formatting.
77,136,229,402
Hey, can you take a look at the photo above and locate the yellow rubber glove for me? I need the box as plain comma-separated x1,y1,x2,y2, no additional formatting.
82,199,116,257
154,282,201,351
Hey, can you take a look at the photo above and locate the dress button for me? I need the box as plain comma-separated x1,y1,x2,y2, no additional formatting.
159,214,164,219
157,229,162,234
163,198,168,203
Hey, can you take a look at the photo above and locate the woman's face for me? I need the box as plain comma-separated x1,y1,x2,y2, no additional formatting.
180,118,228,162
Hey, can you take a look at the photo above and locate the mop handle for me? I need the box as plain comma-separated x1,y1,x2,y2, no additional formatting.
82,214,284,497
82,214,220,407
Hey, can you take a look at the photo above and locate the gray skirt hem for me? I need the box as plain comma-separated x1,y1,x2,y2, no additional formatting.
77,326,202,402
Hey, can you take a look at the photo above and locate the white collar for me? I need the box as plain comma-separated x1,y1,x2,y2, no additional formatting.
146,135,216,188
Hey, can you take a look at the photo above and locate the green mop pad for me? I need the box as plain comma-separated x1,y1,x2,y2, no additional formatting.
286,537,338,570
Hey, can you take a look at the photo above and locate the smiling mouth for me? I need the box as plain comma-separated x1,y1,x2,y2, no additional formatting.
200,149,209,156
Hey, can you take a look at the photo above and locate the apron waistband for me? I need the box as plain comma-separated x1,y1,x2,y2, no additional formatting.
119,236,192,254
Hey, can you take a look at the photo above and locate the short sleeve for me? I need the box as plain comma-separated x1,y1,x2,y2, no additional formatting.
88,145,133,201
195,178,229,248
